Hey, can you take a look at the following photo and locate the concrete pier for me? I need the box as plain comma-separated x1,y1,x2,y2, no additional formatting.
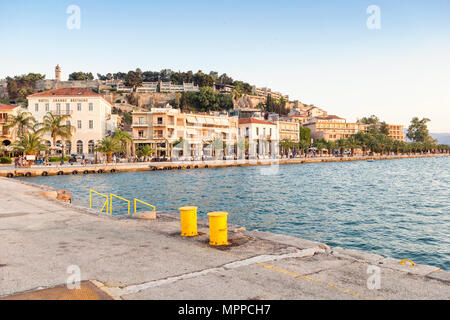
0,177,448,300
0,154,448,178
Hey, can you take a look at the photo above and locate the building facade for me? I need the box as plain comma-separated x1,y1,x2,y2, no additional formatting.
277,120,300,142
27,88,117,155
0,105,18,148
303,116,359,141
132,106,238,160
238,118,279,158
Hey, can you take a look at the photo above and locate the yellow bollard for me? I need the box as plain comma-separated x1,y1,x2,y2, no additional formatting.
207,212,229,246
179,206,198,237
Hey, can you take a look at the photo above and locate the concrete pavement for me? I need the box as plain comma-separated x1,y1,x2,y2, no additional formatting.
0,177,448,300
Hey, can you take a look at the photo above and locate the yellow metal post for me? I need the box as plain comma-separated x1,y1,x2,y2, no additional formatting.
179,206,198,237
207,212,229,246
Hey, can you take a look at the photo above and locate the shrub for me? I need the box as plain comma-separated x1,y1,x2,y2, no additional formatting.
0,157,12,164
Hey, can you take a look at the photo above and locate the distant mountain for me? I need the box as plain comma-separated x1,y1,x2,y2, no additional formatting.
403,130,450,145
431,133,450,145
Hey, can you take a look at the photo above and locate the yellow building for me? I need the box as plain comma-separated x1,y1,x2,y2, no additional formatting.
132,106,238,159
0,105,19,149
277,120,300,142
358,123,405,141
304,115,359,141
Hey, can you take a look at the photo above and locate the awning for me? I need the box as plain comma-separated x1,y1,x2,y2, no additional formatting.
196,117,206,124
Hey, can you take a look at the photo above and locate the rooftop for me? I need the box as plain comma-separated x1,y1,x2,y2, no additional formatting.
239,118,276,125
0,105,18,111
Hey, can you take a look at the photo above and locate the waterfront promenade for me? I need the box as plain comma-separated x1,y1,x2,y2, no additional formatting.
0,177,448,300
0,153,448,178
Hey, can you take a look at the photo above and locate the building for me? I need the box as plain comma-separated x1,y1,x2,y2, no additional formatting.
304,115,359,141
252,86,289,101
0,79,8,98
160,82,199,93
136,82,158,93
359,123,405,141
0,105,19,148
238,118,279,158
27,88,117,156
55,64,61,82
277,120,300,142
132,105,238,159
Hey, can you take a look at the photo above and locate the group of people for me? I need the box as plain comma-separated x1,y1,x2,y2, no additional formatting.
14,155,30,168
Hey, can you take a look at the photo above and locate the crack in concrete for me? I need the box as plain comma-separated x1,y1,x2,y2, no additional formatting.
96,247,324,298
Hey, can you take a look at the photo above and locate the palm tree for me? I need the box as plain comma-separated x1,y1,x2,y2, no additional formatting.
12,132,48,156
113,129,132,156
297,140,309,156
40,112,75,159
346,136,360,157
325,140,335,156
5,110,36,136
313,139,327,156
95,137,122,163
336,139,348,157
136,144,155,161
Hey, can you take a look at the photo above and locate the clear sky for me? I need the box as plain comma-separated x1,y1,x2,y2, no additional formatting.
1,0,449,132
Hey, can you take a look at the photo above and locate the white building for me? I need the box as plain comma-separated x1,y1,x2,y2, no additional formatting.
27,88,117,155
238,118,279,158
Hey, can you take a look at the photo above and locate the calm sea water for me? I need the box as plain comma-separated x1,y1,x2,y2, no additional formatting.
20,157,450,270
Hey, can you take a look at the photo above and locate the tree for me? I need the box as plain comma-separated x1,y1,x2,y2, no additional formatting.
95,137,122,163
407,117,433,143
41,112,75,158
358,115,379,125
5,110,36,136
113,129,132,155
300,127,311,143
12,132,48,155
68,72,94,81
136,145,154,160
346,135,360,156
125,70,143,88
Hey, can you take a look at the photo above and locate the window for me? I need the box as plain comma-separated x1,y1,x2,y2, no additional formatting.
88,140,95,154
263,128,266,136
245,127,249,137
256,127,259,136
45,103,49,112
89,103,93,111
77,120,82,129
35,103,39,112
66,121,71,127
270,128,272,136
66,103,70,114
56,103,61,114
138,130,144,138
89,120,93,129
76,140,83,154
77,103,82,111
157,117,163,124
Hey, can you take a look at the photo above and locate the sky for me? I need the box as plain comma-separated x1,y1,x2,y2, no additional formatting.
1,0,449,132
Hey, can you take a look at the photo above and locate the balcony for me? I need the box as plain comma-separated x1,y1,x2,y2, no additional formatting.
132,121,148,127
133,135,148,140
51,110,73,116
153,121,165,126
